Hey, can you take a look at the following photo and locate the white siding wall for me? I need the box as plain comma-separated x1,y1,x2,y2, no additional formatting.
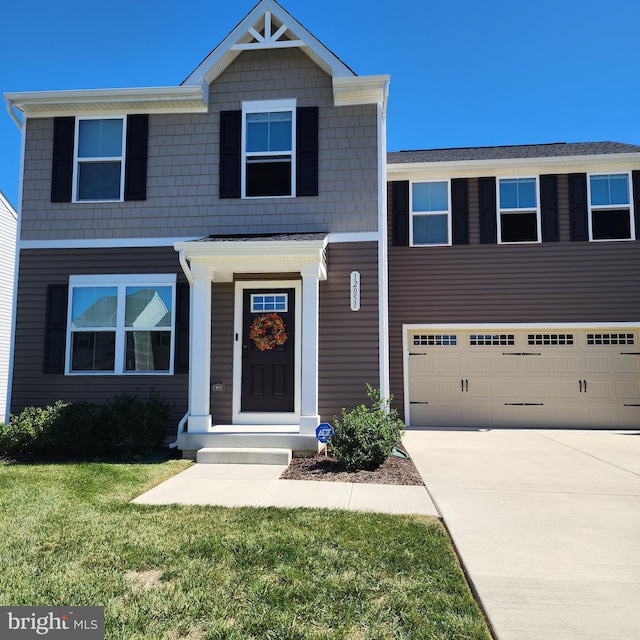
0,193,17,422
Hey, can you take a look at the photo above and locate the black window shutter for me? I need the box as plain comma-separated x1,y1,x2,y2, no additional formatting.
540,174,559,242
219,110,241,198
174,282,190,374
51,117,75,203
43,284,69,374
296,106,319,196
391,181,410,246
451,178,469,245
632,171,640,240
568,173,589,241
124,114,148,201
478,177,497,244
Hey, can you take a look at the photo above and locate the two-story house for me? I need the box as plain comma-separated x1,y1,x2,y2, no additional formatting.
4,0,639,459
5,0,389,456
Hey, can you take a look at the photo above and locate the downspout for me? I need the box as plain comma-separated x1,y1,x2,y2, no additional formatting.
169,250,194,448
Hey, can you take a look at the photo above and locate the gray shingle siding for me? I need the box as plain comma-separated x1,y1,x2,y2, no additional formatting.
20,48,379,241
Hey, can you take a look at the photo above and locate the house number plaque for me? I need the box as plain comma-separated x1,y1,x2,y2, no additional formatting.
350,271,360,311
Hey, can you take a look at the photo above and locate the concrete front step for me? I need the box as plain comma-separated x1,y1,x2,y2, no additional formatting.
197,447,292,465
178,431,318,455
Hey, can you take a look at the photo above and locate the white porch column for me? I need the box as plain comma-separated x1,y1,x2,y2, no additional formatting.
299,269,320,434
187,262,213,432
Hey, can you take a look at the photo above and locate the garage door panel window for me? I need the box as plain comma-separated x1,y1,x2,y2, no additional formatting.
588,173,635,241
411,181,451,246
528,334,575,346
470,334,515,346
413,334,457,346
498,178,541,244
587,333,635,345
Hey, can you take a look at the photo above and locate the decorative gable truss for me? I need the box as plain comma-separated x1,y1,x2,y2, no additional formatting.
232,9,304,51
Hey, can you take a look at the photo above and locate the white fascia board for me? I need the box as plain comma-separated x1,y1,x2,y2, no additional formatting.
183,0,355,87
403,322,640,330
4,86,207,117
175,236,329,282
386,152,640,180
333,76,390,112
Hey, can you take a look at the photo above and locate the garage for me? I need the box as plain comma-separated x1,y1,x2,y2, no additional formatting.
406,326,640,428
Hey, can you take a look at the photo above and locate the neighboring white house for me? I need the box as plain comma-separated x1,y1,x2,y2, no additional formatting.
0,192,17,422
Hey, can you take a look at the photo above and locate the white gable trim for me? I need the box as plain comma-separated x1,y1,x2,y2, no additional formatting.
182,0,355,89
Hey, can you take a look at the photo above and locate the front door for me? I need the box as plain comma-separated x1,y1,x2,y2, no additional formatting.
241,288,295,413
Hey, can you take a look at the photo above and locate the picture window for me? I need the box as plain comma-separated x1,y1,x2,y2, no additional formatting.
67,276,175,375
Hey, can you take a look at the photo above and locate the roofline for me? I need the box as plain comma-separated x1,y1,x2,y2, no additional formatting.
4,86,207,120
386,152,640,177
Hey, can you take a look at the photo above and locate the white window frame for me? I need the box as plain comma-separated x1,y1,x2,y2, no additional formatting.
65,274,176,376
587,171,636,242
72,116,127,203
241,98,297,199
409,179,452,247
497,176,541,244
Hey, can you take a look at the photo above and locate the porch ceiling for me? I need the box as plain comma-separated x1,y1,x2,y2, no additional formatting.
174,233,328,282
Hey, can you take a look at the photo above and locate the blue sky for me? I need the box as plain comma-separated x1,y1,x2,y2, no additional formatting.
1,0,639,208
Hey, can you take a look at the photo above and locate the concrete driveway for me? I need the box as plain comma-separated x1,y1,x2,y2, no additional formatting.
403,428,640,640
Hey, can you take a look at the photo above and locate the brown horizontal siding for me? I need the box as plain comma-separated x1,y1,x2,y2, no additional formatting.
319,242,379,421
210,282,234,424
387,177,640,418
12,248,189,430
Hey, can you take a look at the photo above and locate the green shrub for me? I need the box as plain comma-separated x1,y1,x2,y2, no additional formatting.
331,385,405,471
0,401,70,456
105,390,171,457
0,390,172,459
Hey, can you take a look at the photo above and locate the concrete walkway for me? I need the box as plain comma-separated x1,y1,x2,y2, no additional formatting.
133,461,438,515
403,428,640,640
134,428,640,639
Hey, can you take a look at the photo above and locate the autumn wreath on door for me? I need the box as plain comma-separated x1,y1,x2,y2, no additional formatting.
249,313,288,351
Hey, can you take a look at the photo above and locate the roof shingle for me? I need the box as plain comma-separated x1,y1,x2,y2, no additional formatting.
387,142,640,164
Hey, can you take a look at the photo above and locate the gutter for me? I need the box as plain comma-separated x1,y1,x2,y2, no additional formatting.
5,99,23,130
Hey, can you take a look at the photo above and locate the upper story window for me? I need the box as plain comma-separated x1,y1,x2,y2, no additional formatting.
67,275,175,375
242,99,296,198
410,181,451,245
497,177,541,243
74,118,126,202
588,173,635,241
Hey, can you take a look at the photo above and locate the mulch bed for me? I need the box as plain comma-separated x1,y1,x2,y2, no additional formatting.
280,444,424,486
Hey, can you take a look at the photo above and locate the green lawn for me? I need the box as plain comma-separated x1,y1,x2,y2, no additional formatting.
0,461,491,639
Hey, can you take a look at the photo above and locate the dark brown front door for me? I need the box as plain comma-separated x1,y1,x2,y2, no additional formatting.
241,288,295,413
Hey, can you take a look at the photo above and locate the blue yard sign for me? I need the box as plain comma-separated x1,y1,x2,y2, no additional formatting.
315,423,334,443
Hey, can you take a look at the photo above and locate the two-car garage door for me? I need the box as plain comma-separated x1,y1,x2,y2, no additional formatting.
407,327,640,428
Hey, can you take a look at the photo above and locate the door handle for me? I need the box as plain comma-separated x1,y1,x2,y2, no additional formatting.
583,380,587,393
579,380,582,393
465,379,469,392
461,379,464,392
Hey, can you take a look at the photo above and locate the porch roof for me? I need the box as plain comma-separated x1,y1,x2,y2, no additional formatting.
174,232,328,282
